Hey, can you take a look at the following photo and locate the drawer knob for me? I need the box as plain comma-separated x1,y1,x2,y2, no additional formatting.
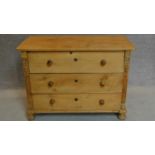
48,81,54,87
99,99,105,106
49,99,55,106
47,60,53,67
100,59,106,66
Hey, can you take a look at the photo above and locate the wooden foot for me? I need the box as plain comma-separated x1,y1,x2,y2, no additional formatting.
27,111,35,121
118,112,126,120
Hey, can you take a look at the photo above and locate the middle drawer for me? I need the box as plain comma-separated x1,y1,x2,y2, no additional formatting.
30,74,123,93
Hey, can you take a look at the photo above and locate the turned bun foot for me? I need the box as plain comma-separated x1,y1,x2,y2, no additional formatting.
27,111,35,121
118,112,126,120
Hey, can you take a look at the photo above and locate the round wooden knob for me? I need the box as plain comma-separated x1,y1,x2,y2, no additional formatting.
99,99,105,106
47,60,53,67
100,59,106,66
48,81,54,87
49,99,55,106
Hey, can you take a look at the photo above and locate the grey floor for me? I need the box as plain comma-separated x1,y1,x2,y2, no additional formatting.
0,86,154,121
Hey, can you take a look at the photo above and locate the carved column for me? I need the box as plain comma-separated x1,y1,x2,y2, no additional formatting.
21,51,34,120
119,50,131,120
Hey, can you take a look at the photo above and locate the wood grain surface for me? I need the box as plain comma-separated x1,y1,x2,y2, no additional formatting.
32,93,122,112
28,51,124,73
17,35,134,51
30,73,123,93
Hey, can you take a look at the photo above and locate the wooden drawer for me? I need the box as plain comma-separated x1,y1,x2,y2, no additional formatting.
30,73,123,93
32,93,122,112
28,51,124,73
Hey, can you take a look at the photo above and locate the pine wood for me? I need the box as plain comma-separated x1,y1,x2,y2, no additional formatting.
28,51,124,73
21,52,34,120
17,35,134,51
17,35,134,120
32,93,122,112
30,73,123,93
119,51,131,120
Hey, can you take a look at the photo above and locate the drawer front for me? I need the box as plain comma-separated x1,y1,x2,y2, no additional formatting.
30,74,123,93
32,94,122,112
28,51,124,73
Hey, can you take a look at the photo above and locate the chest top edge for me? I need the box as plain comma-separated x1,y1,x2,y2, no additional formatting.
17,35,135,52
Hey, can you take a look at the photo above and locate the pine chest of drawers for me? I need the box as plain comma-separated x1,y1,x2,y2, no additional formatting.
17,35,134,120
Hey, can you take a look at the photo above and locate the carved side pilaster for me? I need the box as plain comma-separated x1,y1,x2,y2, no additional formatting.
21,52,34,120
119,51,131,120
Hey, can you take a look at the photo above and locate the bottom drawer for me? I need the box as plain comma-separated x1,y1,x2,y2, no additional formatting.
32,94,122,113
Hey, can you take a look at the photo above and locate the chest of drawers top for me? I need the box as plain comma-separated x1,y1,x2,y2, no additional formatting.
17,35,134,52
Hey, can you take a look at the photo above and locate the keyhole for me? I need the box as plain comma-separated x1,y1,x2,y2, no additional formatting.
74,98,78,102
74,58,78,62
74,79,78,83
47,60,53,67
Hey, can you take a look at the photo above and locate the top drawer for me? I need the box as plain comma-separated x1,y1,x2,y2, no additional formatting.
28,51,124,73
